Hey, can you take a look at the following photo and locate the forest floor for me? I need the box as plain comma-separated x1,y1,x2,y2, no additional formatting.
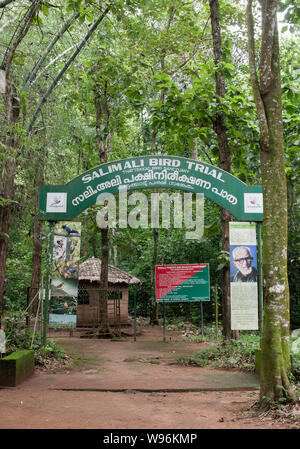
0,320,299,432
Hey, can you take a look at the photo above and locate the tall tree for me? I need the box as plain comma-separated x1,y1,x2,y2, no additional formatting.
0,0,42,322
94,71,111,337
209,0,232,341
0,0,110,323
28,142,45,316
246,0,296,405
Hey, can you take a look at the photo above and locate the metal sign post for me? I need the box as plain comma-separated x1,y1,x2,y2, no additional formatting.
200,301,204,337
215,285,219,340
163,302,166,342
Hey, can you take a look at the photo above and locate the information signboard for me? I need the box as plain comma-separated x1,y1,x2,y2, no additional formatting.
156,264,210,302
230,222,258,330
51,221,81,298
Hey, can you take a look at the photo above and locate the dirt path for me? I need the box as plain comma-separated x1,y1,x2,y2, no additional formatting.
0,324,299,430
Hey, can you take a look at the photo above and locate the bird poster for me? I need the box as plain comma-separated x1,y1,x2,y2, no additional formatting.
51,221,81,297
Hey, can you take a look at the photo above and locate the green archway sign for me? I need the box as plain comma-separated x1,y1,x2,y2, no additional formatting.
39,155,264,345
40,155,263,221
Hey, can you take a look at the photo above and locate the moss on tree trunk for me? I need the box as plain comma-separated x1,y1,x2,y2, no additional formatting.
247,0,295,405
259,108,293,402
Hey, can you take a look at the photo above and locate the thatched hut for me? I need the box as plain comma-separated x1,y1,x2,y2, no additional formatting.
77,257,141,328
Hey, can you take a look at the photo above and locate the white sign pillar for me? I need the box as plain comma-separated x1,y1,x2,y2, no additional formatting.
0,329,6,354
230,222,259,330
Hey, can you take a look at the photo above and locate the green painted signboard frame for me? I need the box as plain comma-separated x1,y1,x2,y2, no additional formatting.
39,156,263,222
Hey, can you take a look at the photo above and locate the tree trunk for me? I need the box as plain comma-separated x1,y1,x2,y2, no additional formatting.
27,140,46,318
246,0,295,405
110,228,118,266
80,157,90,260
94,79,111,337
209,0,232,341
0,0,42,322
192,138,198,161
148,9,174,324
0,203,13,321
149,126,159,325
28,176,43,317
97,227,111,336
27,7,110,134
0,81,20,322
150,227,159,325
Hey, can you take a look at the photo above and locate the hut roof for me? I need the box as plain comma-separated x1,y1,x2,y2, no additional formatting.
79,257,141,285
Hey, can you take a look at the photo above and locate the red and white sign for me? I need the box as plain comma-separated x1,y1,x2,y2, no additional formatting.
156,264,209,302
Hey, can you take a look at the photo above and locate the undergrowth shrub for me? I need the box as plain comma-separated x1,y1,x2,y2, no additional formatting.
2,311,68,368
178,337,260,372
2,311,34,353
35,339,67,366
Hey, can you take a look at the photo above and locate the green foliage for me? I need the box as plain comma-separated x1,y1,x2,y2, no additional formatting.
2,311,32,353
123,212,222,319
38,339,66,363
4,225,34,311
279,0,300,31
291,355,300,381
216,250,230,272
280,37,300,328
290,335,300,380
1,0,299,333
177,331,300,381
178,334,260,372
166,319,221,342
2,310,68,368
0,198,18,207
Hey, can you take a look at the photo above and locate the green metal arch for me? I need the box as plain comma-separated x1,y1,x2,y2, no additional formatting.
40,156,263,221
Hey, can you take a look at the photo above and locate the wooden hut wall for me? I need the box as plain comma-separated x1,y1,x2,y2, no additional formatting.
77,281,128,327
